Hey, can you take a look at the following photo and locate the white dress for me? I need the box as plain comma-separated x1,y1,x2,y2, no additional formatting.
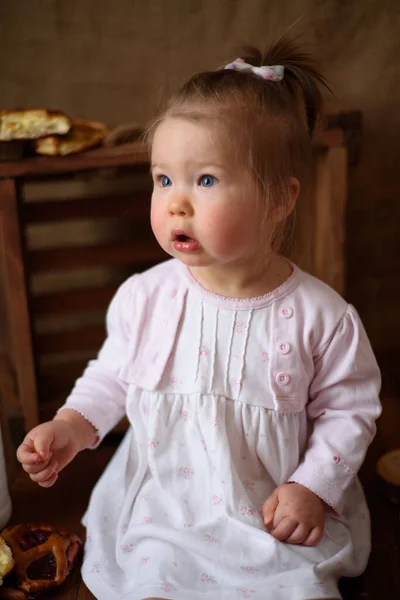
62,260,380,600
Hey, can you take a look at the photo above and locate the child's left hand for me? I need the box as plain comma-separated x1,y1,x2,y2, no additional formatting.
262,483,325,546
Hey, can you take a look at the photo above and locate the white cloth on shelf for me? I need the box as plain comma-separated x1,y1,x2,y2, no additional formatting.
0,421,12,529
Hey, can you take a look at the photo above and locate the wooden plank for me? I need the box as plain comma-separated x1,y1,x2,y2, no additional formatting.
39,398,81,422
29,242,167,273
0,142,149,179
38,359,91,395
0,130,343,181
77,583,96,600
325,110,362,166
313,146,347,295
0,353,20,485
23,191,151,223
38,358,90,381
0,178,39,430
31,285,115,315
359,431,400,600
312,128,344,149
36,325,105,355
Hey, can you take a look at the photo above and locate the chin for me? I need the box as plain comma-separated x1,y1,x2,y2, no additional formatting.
172,253,213,268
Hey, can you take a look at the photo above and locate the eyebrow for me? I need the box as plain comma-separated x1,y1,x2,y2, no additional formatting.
151,162,227,171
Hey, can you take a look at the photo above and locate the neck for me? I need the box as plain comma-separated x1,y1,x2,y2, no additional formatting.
188,254,292,299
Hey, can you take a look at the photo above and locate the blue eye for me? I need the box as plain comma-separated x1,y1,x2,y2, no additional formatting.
199,175,217,187
160,175,172,187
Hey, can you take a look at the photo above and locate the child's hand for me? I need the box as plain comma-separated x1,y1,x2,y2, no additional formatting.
16,420,80,488
262,483,325,546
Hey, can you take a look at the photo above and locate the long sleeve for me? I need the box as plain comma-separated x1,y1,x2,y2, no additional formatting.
289,304,381,514
58,277,135,444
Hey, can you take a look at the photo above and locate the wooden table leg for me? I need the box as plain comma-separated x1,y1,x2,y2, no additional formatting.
0,178,39,443
313,146,347,296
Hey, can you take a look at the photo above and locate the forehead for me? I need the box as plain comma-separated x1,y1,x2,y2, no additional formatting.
151,117,228,165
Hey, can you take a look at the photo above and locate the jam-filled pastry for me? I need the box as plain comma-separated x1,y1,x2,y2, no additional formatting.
0,524,82,599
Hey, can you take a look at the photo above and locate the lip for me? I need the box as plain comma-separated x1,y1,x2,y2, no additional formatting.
171,229,200,253
171,229,194,241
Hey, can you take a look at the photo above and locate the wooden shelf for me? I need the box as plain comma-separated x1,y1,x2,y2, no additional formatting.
0,129,344,180
0,142,149,179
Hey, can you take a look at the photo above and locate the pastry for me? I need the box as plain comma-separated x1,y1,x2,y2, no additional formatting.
0,524,82,599
34,119,108,156
0,537,14,586
0,110,71,141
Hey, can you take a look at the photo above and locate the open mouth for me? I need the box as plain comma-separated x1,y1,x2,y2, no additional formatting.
171,230,200,253
172,230,197,243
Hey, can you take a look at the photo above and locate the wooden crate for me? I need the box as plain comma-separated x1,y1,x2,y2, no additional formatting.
0,124,349,478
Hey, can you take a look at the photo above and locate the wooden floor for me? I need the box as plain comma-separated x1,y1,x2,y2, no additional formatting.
9,400,400,600
9,445,114,600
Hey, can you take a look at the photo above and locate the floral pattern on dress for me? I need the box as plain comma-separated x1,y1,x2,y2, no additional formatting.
180,410,190,422
162,581,177,592
241,565,259,573
237,588,256,598
212,495,224,505
180,466,194,479
234,321,246,334
204,533,219,543
242,479,255,491
201,573,217,584
89,562,100,574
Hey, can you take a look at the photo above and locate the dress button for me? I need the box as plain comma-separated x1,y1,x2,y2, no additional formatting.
277,342,291,355
279,307,293,318
276,372,290,386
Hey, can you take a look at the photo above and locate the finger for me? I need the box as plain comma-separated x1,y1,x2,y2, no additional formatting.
31,432,54,462
285,523,310,545
29,459,58,483
262,490,279,526
269,517,298,542
16,441,43,465
303,526,323,547
22,456,52,474
38,472,58,488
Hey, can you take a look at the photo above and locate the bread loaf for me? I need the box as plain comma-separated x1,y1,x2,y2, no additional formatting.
34,119,108,155
0,110,71,141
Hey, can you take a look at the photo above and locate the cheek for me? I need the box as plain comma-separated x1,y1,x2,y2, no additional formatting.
150,199,165,241
216,202,256,234
202,205,252,252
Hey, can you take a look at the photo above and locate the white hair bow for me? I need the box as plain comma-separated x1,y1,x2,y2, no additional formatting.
224,58,284,82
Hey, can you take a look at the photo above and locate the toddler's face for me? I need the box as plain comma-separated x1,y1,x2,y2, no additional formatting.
150,118,270,270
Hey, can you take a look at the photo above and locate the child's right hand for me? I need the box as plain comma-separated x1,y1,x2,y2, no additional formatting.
17,420,81,488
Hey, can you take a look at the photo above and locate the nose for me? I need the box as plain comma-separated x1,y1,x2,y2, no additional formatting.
168,192,194,217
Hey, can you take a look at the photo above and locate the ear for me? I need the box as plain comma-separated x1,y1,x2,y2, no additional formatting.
270,177,300,223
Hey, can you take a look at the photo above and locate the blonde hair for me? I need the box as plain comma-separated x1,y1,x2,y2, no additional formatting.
147,37,330,252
